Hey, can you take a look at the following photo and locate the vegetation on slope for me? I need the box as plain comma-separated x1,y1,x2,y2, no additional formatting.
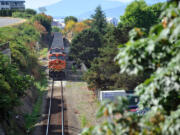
0,11,52,134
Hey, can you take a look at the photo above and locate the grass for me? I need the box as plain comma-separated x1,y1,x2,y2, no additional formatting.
39,48,48,59
24,74,48,134
80,115,90,128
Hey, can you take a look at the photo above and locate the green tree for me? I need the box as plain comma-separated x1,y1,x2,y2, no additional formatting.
25,8,37,15
0,54,31,116
91,6,107,34
81,1,180,135
52,26,62,32
70,29,102,67
84,24,144,90
33,13,52,32
64,16,78,24
115,0,163,44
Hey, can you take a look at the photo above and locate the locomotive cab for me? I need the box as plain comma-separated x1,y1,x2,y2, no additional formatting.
49,32,66,80
50,48,64,54
48,53,66,80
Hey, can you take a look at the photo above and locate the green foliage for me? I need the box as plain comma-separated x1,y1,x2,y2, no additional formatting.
91,6,107,34
52,26,62,32
0,15,50,115
0,54,32,115
33,13,52,32
81,1,180,135
120,0,163,31
25,9,37,15
0,9,15,16
114,0,163,44
70,29,102,67
12,12,30,18
25,77,48,133
83,23,144,90
83,44,142,90
64,16,78,24
39,48,48,58
12,9,37,19
0,23,41,70
0,13,51,134
0,9,36,17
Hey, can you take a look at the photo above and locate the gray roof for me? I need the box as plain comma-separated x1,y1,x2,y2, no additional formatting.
0,0,25,2
51,32,64,48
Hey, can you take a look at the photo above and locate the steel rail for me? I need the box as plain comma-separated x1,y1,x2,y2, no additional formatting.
61,81,64,135
46,79,54,135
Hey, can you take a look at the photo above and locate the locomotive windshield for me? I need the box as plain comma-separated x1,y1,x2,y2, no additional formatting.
58,55,65,60
50,48,62,54
50,55,57,60
55,48,61,52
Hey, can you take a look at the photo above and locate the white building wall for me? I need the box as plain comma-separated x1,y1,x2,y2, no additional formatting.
0,1,25,10
0,2,10,10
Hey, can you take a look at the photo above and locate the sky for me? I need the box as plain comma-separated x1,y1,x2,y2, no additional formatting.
25,0,166,17
25,0,62,9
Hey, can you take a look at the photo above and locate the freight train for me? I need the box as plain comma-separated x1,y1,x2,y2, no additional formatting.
48,32,66,80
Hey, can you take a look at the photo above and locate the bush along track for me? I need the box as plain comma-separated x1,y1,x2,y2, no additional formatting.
0,13,52,135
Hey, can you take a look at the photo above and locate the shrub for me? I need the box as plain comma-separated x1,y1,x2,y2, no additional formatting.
12,11,32,18
52,26,61,32
70,29,102,67
25,8,37,15
0,54,32,116
33,13,53,32
0,10,15,16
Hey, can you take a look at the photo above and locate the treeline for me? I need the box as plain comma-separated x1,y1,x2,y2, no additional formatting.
0,8,37,18
81,0,180,134
0,9,15,16
0,11,52,134
62,16,91,41
69,0,163,90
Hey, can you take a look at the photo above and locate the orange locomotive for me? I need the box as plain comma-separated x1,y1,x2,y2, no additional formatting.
48,33,66,80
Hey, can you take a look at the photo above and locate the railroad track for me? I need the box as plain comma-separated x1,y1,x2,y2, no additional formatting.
46,80,66,135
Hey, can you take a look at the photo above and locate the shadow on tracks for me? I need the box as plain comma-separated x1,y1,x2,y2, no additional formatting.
34,124,80,135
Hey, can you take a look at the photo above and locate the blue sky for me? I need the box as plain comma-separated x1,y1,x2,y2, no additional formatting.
25,0,166,17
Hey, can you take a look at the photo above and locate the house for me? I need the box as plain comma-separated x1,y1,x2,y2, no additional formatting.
0,0,25,10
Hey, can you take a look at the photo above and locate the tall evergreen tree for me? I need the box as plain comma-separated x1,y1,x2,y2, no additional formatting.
70,29,102,67
91,6,107,34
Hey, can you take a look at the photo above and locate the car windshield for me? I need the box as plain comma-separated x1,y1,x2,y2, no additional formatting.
58,55,64,60
127,96,139,106
50,55,57,60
